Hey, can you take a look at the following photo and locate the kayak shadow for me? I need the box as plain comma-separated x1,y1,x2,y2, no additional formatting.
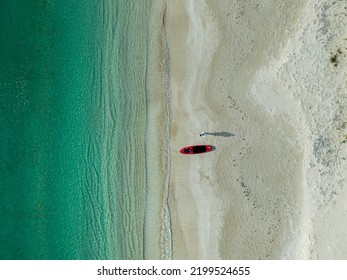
210,145,217,152
204,131,235,137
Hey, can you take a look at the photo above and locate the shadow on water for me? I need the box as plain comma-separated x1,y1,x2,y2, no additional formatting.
204,132,235,137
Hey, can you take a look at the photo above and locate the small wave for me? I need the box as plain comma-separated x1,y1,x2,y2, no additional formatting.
159,4,173,260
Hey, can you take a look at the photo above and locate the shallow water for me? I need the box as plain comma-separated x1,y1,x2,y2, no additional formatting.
0,0,151,259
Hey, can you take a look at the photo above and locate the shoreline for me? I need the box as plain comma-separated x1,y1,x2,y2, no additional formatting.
144,0,174,260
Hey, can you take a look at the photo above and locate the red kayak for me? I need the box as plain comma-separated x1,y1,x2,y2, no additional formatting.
180,145,213,155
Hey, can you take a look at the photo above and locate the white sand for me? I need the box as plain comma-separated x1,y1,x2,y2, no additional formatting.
162,0,347,259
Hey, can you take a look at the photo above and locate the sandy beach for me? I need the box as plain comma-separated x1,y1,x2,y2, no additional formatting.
162,0,347,259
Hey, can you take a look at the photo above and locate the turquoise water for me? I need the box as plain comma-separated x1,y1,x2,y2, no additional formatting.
0,0,151,259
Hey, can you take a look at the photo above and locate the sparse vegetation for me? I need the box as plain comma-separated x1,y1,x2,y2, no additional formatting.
330,47,346,67
330,53,338,66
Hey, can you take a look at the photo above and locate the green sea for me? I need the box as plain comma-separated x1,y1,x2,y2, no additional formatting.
0,0,152,259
